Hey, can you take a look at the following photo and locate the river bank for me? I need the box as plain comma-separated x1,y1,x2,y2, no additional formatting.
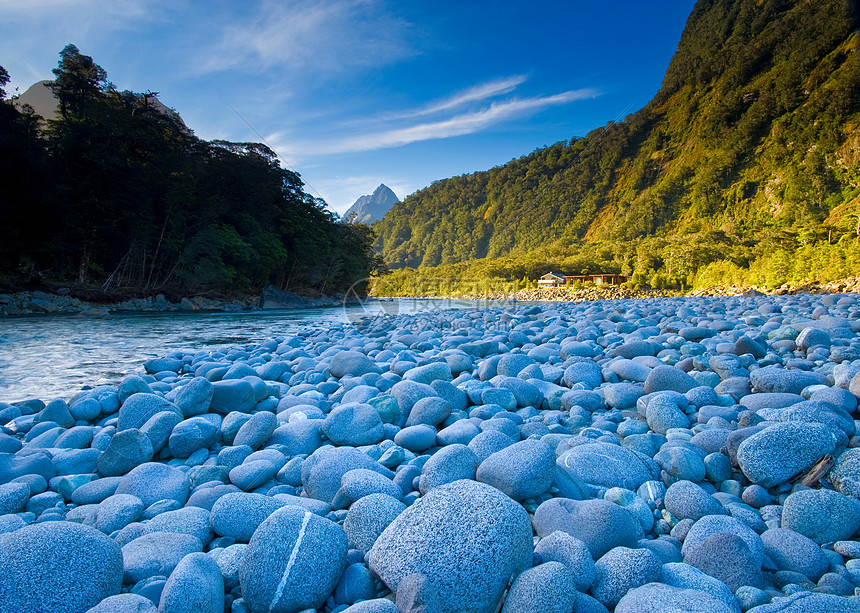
1,293,860,611
0,285,349,317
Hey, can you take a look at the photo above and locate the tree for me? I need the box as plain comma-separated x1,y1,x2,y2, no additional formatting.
0,65,9,99
50,44,108,119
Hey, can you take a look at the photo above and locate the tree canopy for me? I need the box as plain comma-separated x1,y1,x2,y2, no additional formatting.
0,45,382,296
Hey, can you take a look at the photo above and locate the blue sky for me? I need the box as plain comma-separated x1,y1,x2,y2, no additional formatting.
1,0,696,214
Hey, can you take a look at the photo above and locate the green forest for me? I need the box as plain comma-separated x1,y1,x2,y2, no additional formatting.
372,0,860,293
0,46,382,297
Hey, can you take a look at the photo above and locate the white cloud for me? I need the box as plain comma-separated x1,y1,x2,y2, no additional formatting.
387,75,528,119
202,0,415,74
291,88,600,155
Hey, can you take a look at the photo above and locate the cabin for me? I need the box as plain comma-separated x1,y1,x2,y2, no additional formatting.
537,272,628,287
538,272,566,288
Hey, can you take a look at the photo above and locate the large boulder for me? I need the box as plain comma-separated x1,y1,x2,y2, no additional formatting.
117,393,181,432
533,497,639,559
556,442,660,492
239,506,348,613
0,521,123,613
736,422,837,488
368,480,533,613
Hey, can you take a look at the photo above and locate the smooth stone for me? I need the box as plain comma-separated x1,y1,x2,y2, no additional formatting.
534,530,596,592
533,497,639,559
232,411,278,450
86,593,158,613
475,438,554,500
121,531,202,585
97,428,154,477
749,367,827,394
467,430,516,463
644,365,698,394
418,444,478,494
302,446,393,503
0,482,30,515
736,422,837,487
615,583,737,613
168,417,220,459
173,377,214,417
683,532,763,591
829,448,860,498
660,563,741,613
406,396,452,428
139,411,183,455
744,591,860,612
94,493,144,534
500,561,576,613
0,521,123,613
210,380,256,414
664,480,728,521
343,493,407,554
72,477,123,505
158,552,224,613
209,491,287,543
368,479,533,613
394,424,438,453
681,515,764,562
239,506,348,613
556,442,660,491
141,506,212,545
781,488,860,544
115,463,191,507
761,528,830,582
323,403,384,446
591,546,662,609
117,394,182,432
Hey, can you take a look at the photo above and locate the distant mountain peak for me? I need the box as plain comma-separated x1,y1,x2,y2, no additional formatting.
344,183,399,224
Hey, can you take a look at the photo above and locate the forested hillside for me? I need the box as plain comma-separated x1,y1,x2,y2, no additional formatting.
374,0,860,289
0,46,381,296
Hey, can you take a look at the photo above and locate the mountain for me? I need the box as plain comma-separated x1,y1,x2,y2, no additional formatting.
373,0,860,279
344,184,400,224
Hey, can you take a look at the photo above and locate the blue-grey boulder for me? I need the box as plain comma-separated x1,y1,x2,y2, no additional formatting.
500,561,576,613
749,367,827,394
117,393,182,432
174,377,214,417
406,396,452,427
0,521,122,613
644,365,698,394
86,593,157,613
139,411,183,454
302,446,393,503
232,410,278,450
533,497,639,559
210,491,287,543
736,422,837,487
158,552,224,613
534,530,596,592
239,505,348,613
418,444,478,494
476,438,554,500
591,546,662,608
831,448,860,499
334,468,402,508
97,428,154,477
141,506,212,545
0,482,30,515
744,591,860,612
343,493,407,553
660,563,741,613
168,416,220,459
121,531,202,585
556,442,660,492
115,462,191,507
330,351,377,378
781,488,860,544
394,424,438,453
210,379,256,414
664,480,727,522
615,583,737,613
680,515,764,562
94,493,144,534
368,479,533,613
323,403,384,446
683,532,763,591
761,528,829,581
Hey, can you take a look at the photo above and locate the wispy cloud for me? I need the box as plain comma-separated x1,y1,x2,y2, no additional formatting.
284,88,600,155
201,0,415,74
387,75,528,119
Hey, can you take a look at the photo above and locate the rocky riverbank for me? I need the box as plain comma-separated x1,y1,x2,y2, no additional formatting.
2,293,860,612
0,285,347,317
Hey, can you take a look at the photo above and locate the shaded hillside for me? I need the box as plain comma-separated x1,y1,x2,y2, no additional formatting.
374,0,860,272
0,46,381,295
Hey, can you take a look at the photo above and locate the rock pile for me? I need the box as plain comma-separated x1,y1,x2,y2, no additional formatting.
2,293,860,612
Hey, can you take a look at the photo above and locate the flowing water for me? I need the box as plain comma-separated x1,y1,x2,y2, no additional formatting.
0,298,488,403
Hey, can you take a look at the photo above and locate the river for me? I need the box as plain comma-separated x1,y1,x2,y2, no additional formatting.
0,298,492,403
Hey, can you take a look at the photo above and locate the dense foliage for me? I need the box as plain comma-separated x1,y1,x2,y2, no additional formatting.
0,45,381,295
373,0,860,290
